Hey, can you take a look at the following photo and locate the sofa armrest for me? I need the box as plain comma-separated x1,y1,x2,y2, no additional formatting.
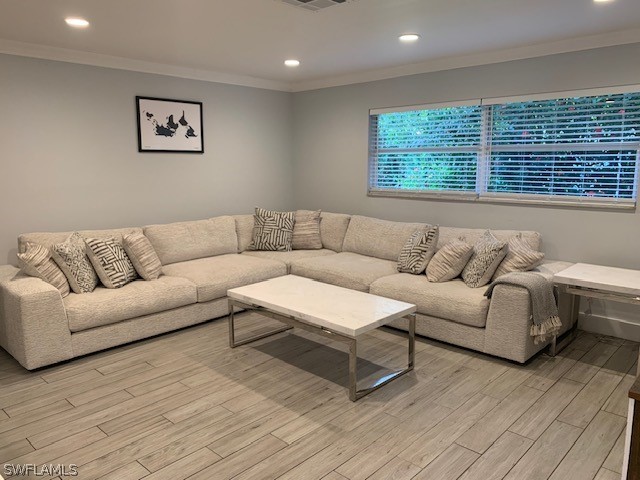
0,265,73,370
531,259,575,282
482,262,575,363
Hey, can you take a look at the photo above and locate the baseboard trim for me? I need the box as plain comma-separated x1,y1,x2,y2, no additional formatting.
578,313,640,342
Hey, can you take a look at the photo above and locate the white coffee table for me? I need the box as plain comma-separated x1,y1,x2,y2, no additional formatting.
227,275,417,401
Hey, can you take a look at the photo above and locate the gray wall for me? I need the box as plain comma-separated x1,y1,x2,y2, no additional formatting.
292,43,640,268
0,54,294,264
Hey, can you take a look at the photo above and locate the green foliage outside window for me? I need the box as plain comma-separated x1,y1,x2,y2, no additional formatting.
370,93,640,201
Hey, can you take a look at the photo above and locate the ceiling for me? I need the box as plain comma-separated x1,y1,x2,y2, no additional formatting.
1,0,639,92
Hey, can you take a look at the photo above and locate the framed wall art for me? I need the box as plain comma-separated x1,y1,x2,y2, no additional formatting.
136,96,204,153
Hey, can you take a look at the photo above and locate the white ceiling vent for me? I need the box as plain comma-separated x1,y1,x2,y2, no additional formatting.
279,0,350,12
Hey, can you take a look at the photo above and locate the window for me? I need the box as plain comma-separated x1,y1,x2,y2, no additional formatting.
368,89,640,208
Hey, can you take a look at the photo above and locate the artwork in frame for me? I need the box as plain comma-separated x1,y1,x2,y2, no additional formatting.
136,96,204,153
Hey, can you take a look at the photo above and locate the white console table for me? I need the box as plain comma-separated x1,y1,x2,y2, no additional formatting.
553,263,640,480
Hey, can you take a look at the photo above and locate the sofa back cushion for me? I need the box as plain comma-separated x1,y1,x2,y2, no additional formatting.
143,216,237,265
18,227,143,253
319,212,351,252
438,227,541,251
342,215,425,261
234,214,255,252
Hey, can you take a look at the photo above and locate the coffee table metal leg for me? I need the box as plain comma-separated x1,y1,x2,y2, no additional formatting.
549,290,580,357
349,313,416,402
349,339,358,401
228,299,293,348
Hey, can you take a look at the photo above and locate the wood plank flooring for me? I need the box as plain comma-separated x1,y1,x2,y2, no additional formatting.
0,312,636,480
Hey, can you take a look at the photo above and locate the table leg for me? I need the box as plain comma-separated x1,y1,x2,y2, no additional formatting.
228,299,236,348
348,313,416,402
349,339,358,402
228,299,293,348
549,291,580,357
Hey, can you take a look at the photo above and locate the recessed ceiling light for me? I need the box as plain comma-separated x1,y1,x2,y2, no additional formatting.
65,17,90,28
284,59,300,67
593,0,614,3
399,33,420,43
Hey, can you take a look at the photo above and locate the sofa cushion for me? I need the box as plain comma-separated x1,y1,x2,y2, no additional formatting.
461,231,509,288
320,212,351,252
234,214,255,252
64,276,197,332
370,274,490,328
290,252,398,292
19,227,143,253
397,225,439,274
144,216,238,265
162,254,287,302
342,216,425,261
426,237,474,283
50,233,99,294
248,208,295,252
438,227,541,252
122,233,162,281
17,243,71,297
85,237,138,289
493,234,545,280
242,249,336,271
292,210,322,250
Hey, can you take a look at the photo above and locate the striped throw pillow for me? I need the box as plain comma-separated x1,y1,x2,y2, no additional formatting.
492,234,545,280
426,237,473,283
17,242,71,297
292,210,323,250
397,225,439,274
123,233,163,280
85,237,138,289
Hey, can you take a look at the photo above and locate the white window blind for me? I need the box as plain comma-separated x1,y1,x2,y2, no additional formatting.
485,93,640,205
368,89,640,208
368,104,483,198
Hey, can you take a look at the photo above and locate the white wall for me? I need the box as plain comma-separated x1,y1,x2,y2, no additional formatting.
291,43,640,337
0,54,294,264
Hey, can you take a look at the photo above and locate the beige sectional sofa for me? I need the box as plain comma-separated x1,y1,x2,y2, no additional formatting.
0,212,572,370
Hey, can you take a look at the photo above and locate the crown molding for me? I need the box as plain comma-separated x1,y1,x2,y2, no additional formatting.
290,28,640,92
2,29,640,94
0,39,291,92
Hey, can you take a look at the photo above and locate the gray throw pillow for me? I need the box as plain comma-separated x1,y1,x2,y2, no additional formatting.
248,207,295,251
85,237,138,289
17,242,70,297
123,233,163,280
492,233,545,280
426,237,473,282
462,230,509,288
397,225,439,274
50,232,99,294
292,210,323,250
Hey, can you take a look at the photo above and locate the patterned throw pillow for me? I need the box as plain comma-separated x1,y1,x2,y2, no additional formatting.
292,210,323,250
397,225,439,274
492,234,545,280
426,237,474,283
50,232,99,294
248,207,295,251
462,231,509,288
123,233,163,280
85,237,138,289
17,243,70,297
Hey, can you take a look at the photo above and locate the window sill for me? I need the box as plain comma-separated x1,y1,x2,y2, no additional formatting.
367,189,636,211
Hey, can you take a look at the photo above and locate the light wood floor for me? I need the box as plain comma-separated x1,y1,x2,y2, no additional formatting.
0,312,637,480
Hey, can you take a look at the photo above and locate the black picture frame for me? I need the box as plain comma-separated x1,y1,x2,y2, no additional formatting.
136,96,204,153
